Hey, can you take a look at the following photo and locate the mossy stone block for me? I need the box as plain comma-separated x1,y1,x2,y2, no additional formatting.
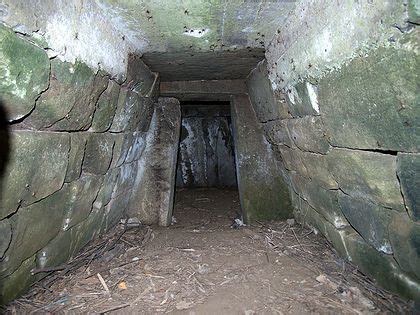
389,214,420,279
30,59,107,130
61,175,104,230
319,46,420,151
397,153,420,221
290,172,348,228
0,24,50,121
247,60,290,122
83,133,114,175
343,232,420,301
90,80,120,132
328,148,404,211
0,255,37,305
338,193,393,254
65,133,87,182
286,116,330,153
0,131,69,219
0,219,11,258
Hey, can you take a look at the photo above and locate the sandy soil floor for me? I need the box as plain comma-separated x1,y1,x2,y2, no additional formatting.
3,188,413,314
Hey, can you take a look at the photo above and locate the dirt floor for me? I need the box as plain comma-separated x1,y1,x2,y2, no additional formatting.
3,188,414,314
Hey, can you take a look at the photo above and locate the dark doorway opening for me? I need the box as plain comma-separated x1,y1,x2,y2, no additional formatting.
173,100,240,227
175,101,237,188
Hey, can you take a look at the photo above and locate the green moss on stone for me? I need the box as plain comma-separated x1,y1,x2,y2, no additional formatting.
0,131,69,219
328,148,404,211
90,80,120,132
397,153,420,221
0,24,50,121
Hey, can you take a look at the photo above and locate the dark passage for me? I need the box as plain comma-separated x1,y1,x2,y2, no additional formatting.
176,101,237,188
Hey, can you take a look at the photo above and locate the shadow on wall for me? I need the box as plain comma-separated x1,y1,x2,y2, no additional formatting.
0,100,10,181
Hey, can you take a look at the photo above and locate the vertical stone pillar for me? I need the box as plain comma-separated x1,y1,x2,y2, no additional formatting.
231,95,292,223
129,97,181,226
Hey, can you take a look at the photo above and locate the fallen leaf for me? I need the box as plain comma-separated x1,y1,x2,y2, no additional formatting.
118,281,127,290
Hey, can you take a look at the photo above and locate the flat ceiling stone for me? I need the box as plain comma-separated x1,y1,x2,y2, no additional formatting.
97,0,296,53
142,49,265,81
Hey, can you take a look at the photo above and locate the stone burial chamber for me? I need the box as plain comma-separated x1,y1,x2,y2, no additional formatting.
0,0,419,305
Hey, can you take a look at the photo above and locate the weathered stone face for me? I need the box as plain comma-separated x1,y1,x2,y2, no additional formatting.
110,88,154,132
0,25,158,303
0,24,50,121
0,219,11,259
231,95,292,222
29,59,108,130
129,97,181,226
65,133,87,183
338,193,393,254
389,214,420,279
328,148,404,211
397,153,420,221
247,60,290,122
0,131,69,219
319,46,420,152
90,80,120,132
83,133,115,175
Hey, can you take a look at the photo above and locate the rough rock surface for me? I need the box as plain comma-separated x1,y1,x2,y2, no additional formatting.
129,97,181,227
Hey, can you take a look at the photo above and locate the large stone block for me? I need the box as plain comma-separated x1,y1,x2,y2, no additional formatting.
83,133,114,175
109,133,129,168
389,214,420,279
397,153,420,221
276,144,309,177
0,24,50,121
0,255,37,305
328,148,404,211
114,161,139,197
247,60,290,122
263,120,294,147
286,116,330,153
125,54,157,97
29,59,108,130
61,175,104,230
36,228,73,272
290,172,348,229
0,131,69,219
95,168,119,209
300,152,338,189
0,219,11,259
338,193,393,254
343,232,420,301
293,195,327,236
285,81,319,117
125,132,146,163
90,79,120,132
110,88,154,132
319,46,420,151
65,133,87,182
1,187,69,276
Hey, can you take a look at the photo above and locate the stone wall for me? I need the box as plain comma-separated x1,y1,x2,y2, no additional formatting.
176,103,236,188
0,23,159,303
247,1,419,300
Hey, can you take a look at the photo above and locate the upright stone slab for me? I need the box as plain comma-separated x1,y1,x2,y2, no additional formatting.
128,98,181,226
231,95,292,222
